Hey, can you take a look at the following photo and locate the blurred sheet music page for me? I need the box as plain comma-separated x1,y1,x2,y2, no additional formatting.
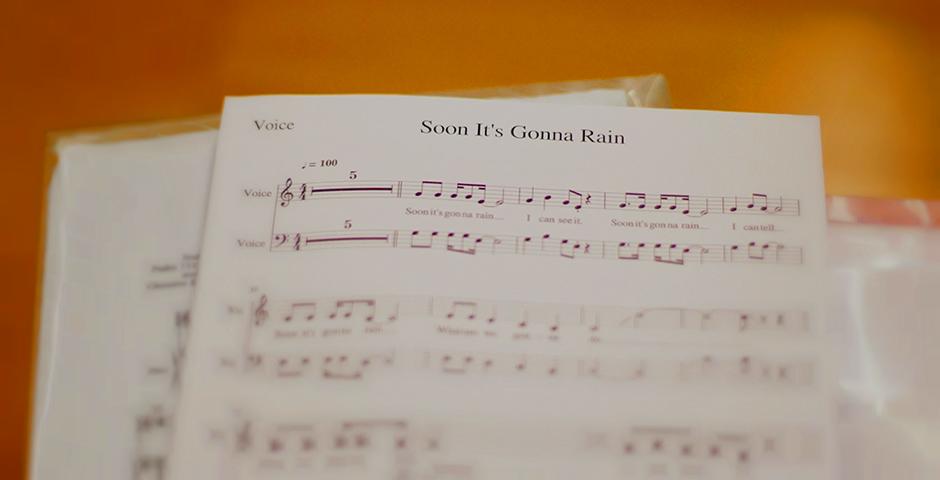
29,88,639,480
30,86,632,480
169,95,832,480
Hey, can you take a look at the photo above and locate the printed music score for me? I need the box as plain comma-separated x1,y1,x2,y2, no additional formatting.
170,96,832,480
136,308,192,480
271,229,804,266
276,178,800,217
231,294,818,390
263,298,397,326
241,350,396,380
247,294,812,338
209,414,822,479
231,347,816,389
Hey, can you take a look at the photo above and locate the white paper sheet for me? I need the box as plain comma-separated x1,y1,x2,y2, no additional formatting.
31,131,215,480
168,95,833,479
30,90,634,480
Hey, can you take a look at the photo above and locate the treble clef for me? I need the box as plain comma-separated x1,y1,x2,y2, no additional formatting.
279,178,294,207
253,295,269,326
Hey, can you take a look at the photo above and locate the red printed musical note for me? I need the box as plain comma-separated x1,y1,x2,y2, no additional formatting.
445,301,478,320
522,187,535,204
327,299,376,322
620,192,647,209
284,301,316,322
453,183,487,204
414,180,444,198
409,230,439,249
270,177,800,218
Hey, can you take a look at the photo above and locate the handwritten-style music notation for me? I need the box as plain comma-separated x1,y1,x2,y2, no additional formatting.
214,415,821,477
271,229,804,266
276,178,800,217
248,294,811,337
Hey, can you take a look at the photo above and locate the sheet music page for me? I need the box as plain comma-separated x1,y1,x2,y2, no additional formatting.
31,132,214,480
30,90,631,480
169,95,832,480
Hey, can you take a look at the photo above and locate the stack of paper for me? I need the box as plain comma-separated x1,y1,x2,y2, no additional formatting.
33,78,846,480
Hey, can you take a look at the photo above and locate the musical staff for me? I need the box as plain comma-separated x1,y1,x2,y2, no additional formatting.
234,347,815,388
271,229,804,266
274,178,800,217
583,425,821,473
218,416,437,476
243,350,396,380
245,294,810,338
213,414,822,478
230,292,817,394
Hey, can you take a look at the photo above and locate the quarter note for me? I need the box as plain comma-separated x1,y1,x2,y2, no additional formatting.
523,187,535,204
541,191,553,208
616,241,642,260
658,194,691,214
445,232,476,255
539,233,551,251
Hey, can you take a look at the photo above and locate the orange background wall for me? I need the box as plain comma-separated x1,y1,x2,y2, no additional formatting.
2,0,938,477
